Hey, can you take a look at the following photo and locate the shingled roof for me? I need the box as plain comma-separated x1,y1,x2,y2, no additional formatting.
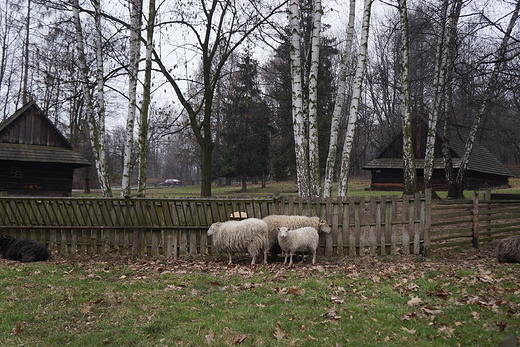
364,127,515,178
0,143,90,166
0,101,90,168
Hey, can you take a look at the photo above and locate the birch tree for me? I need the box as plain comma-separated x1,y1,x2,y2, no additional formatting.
307,0,322,197
398,0,417,195
288,0,324,198
71,0,112,196
137,0,155,196
323,0,356,198
423,0,449,196
441,0,462,199
120,0,143,197
454,0,520,198
288,0,309,197
338,0,374,197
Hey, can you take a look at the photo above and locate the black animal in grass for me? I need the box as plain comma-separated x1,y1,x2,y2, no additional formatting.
0,235,49,262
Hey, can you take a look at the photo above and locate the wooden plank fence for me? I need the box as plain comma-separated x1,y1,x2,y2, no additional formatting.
429,191,520,250
1,190,518,259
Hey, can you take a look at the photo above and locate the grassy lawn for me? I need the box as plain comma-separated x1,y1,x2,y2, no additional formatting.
73,177,520,199
1,245,519,346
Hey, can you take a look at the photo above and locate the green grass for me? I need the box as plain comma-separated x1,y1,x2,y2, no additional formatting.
73,177,520,198
1,245,519,346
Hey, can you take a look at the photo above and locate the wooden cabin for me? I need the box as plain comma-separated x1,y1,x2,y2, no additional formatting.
0,102,91,197
363,120,515,191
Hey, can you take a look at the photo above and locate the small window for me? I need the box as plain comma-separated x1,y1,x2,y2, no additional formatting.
10,166,22,178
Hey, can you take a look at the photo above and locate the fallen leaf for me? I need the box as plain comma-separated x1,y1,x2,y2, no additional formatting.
288,287,305,295
422,306,443,315
437,325,454,338
330,296,344,304
407,295,423,306
13,323,24,335
274,322,287,340
233,334,248,344
401,326,416,334
428,288,451,299
406,283,420,292
401,312,417,321
205,329,215,343
470,311,480,320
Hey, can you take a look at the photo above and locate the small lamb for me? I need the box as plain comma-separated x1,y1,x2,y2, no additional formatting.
277,226,319,266
207,218,269,265
0,235,49,262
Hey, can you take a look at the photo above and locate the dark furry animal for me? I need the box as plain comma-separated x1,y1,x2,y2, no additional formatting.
0,235,49,262
496,236,520,263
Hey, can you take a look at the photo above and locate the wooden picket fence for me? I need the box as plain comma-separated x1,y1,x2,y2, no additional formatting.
0,190,518,259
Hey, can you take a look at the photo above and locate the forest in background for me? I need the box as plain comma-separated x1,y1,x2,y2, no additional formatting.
0,0,519,197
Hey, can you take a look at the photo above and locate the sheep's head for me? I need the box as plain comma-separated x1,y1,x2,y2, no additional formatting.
277,227,290,238
207,222,222,236
318,220,331,233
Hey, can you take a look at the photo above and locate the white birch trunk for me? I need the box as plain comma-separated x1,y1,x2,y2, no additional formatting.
423,0,449,193
399,0,418,195
442,0,462,198
121,0,143,197
307,0,322,197
137,0,155,197
455,0,520,197
289,0,310,197
323,0,356,198
338,0,373,197
72,0,112,197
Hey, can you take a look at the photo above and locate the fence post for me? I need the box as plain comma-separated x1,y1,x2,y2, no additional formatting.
422,189,431,257
472,191,479,248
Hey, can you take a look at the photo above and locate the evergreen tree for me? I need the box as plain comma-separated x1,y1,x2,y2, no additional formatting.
216,53,272,192
266,31,338,182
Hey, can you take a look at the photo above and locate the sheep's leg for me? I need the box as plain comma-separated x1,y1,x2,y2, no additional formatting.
263,249,268,264
311,250,316,264
227,253,233,265
251,254,256,265
288,252,294,266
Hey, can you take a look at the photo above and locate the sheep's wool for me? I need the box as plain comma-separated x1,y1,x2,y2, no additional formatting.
207,218,269,265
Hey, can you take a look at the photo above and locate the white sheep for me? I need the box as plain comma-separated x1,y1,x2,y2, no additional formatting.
207,218,269,265
262,215,331,257
277,226,319,266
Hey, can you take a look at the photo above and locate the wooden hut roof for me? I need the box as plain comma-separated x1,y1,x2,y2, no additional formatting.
0,101,90,168
364,126,515,178
0,143,90,167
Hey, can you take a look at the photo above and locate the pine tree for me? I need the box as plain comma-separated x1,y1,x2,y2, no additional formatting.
216,53,272,192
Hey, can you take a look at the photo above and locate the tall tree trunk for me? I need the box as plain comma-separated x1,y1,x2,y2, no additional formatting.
338,0,373,197
323,0,356,197
72,0,112,197
22,0,30,104
289,0,310,197
121,0,143,197
423,0,449,196
442,0,462,199
307,0,322,197
398,0,418,195
455,0,520,198
137,0,155,196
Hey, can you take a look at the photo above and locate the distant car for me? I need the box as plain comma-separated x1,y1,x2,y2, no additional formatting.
158,179,181,187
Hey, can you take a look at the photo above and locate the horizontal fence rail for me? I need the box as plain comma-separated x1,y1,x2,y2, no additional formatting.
1,190,518,259
429,191,520,250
